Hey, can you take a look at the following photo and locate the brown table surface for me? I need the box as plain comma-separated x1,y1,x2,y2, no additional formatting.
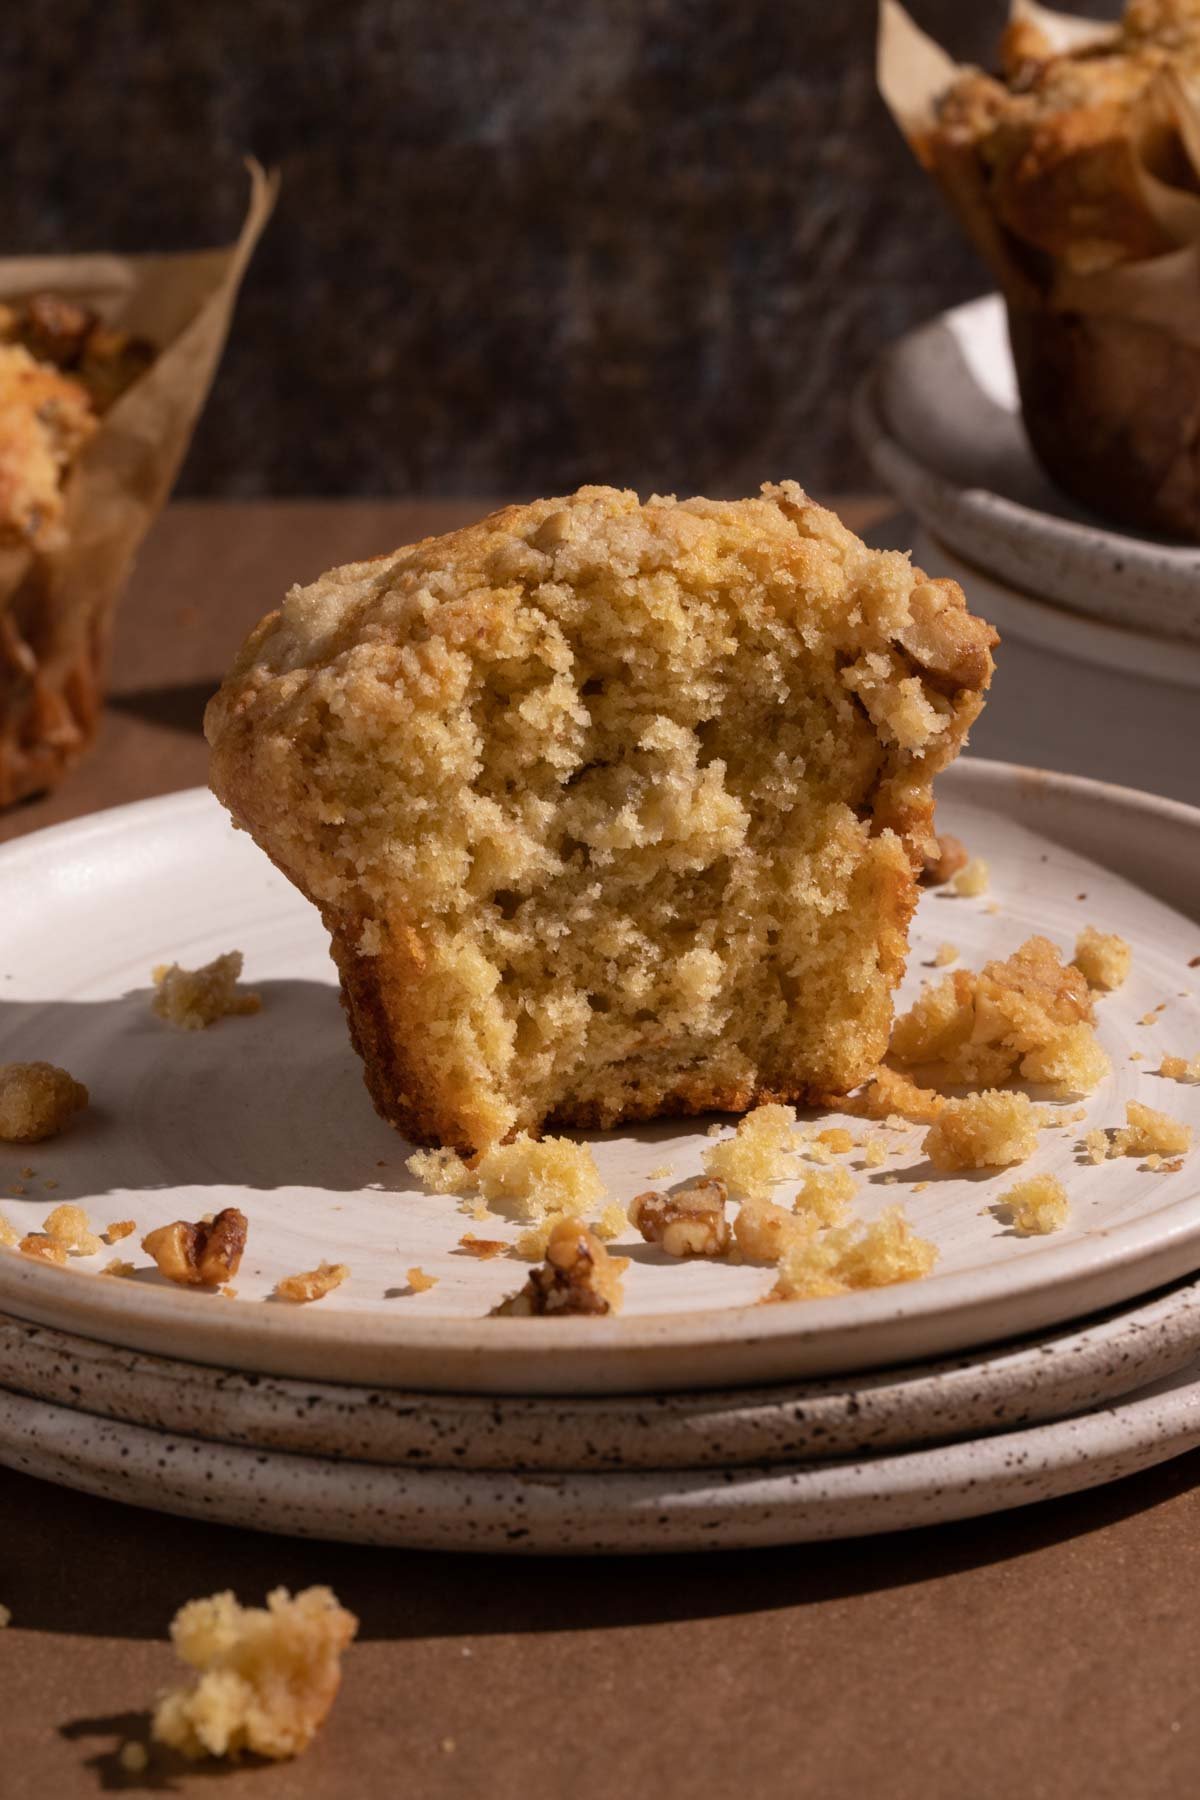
3,499,1200,1799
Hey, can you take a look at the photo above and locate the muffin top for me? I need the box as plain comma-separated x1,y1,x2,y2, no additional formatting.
929,0,1200,271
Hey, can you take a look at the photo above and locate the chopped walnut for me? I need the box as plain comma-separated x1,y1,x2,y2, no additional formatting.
274,1262,348,1303
996,1174,1069,1236
152,952,261,1031
492,1218,627,1316
43,1202,101,1256
629,1176,731,1257
921,832,969,886
1072,927,1131,992
0,1062,88,1143
142,1208,248,1288
406,1266,438,1293
458,1234,508,1259
151,1587,358,1762
18,1232,66,1264
922,1090,1041,1171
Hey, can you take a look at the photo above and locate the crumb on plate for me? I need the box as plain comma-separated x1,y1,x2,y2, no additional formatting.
922,1089,1042,1171
952,857,989,897
0,1061,88,1143
1072,926,1131,992
996,1173,1069,1236
701,1103,804,1203
151,951,261,1031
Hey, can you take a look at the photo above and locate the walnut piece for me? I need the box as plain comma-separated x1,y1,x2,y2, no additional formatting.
274,1261,348,1304
492,1217,627,1316
0,1062,88,1143
629,1176,731,1257
151,1586,358,1762
142,1208,248,1288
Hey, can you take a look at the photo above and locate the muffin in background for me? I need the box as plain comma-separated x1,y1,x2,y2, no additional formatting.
0,164,275,809
880,0,1200,542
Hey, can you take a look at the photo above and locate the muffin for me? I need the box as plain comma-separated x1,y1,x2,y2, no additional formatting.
882,0,1200,540
206,484,994,1153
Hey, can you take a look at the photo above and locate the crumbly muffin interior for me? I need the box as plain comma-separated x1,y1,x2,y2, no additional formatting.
208,485,993,1149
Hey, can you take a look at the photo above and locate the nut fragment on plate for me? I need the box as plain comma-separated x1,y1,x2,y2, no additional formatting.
274,1261,348,1304
142,1207,248,1288
151,951,261,1030
0,1061,88,1143
922,1090,1042,1171
629,1176,731,1257
151,1587,358,1762
492,1217,627,1316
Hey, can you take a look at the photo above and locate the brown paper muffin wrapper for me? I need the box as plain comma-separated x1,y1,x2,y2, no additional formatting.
0,162,277,808
879,0,1200,541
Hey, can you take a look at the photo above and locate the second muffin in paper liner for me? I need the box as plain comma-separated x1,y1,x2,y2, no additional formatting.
0,163,276,809
880,0,1200,543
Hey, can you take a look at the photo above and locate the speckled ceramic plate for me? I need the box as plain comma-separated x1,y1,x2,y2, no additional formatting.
2,1271,1199,1471
1,763,1199,1395
855,293,1200,644
2,1354,1198,1551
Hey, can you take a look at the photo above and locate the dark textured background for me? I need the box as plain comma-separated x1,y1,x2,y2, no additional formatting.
7,0,1115,500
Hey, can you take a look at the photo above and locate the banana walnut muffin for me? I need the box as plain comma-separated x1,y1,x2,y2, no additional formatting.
207,485,994,1152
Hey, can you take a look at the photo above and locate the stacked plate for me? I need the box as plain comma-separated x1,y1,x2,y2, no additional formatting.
855,295,1200,808
1,764,1200,1552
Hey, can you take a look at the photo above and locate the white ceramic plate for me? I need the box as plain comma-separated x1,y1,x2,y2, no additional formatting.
2,1271,1199,1471
1,764,1199,1393
856,293,1200,644
2,1355,1198,1551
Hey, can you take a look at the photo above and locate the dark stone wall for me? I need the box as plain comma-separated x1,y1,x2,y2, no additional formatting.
5,0,1116,499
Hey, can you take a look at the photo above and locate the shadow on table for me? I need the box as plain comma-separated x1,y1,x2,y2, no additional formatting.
6,1448,1200,1646
108,680,221,737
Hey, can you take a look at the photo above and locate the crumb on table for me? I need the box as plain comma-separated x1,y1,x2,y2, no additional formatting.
1072,926,1131,992
629,1177,731,1257
151,1586,358,1762
151,952,261,1031
0,1062,88,1143
492,1217,627,1316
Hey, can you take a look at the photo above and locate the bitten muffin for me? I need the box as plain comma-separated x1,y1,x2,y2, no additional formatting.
206,485,994,1152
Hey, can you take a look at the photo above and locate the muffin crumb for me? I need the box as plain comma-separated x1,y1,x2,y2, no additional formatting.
952,857,989,897
152,951,261,1031
996,1173,1069,1236
105,1219,136,1242
702,1104,804,1203
151,1586,358,1761
0,1062,88,1143
407,1266,437,1292
43,1202,101,1256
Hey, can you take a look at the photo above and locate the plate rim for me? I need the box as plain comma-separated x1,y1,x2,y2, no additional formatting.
2,761,1200,1396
